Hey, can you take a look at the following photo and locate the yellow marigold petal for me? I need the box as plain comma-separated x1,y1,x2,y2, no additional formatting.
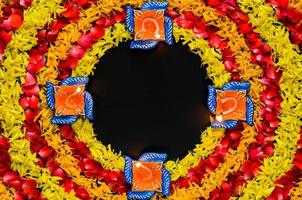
290,180,302,200
0,181,14,200
290,0,302,12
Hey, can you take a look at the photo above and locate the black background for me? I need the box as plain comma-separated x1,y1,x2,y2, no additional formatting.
87,41,211,160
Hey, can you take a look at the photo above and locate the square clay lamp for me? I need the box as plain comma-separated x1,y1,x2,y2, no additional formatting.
134,10,165,41
54,85,85,116
132,161,163,192
216,90,247,121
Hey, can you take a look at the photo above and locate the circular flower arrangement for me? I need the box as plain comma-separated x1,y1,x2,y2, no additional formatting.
0,0,301,199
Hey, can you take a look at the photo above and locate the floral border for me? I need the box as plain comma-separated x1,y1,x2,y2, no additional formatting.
0,0,301,199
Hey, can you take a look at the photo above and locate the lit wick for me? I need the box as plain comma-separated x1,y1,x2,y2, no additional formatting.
135,162,142,168
215,115,223,122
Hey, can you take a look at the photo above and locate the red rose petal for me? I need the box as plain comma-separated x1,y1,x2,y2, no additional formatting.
76,0,89,7
26,63,36,74
83,158,97,171
0,137,10,150
14,191,25,200
0,31,12,43
266,65,277,79
231,11,249,22
297,138,302,148
8,14,23,28
224,60,237,72
177,18,194,29
249,148,264,161
270,119,279,128
238,23,253,34
38,146,53,158
287,8,302,23
266,187,284,200
49,18,68,32
228,131,242,140
270,0,289,8
51,167,66,178
37,39,48,52
60,58,79,69
193,20,207,37
19,0,33,8
37,29,47,40
208,156,220,168
23,85,40,96
24,72,37,87
29,49,43,64
28,95,39,108
96,17,106,27
215,144,228,155
221,182,232,193
61,3,80,21
210,188,220,200
113,12,125,23
3,172,19,184
68,45,86,59
220,137,230,148
166,9,179,19
89,26,105,40
104,18,116,27
61,179,74,192
222,48,234,59
27,189,41,199
75,187,90,199
264,144,274,156
261,44,272,54
45,159,59,171
22,180,37,194
9,179,23,190
19,97,30,109
1,19,14,31
231,72,241,81
108,171,120,182
207,0,220,6
208,34,221,49
294,151,302,170
59,125,74,139
78,34,93,48
46,30,59,42
24,109,35,121
184,11,195,20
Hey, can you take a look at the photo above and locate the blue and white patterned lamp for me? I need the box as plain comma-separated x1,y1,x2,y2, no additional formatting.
124,152,171,199
208,81,254,129
126,2,173,49
46,77,93,125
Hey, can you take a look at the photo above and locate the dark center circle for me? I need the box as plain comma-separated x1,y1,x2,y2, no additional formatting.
87,41,211,160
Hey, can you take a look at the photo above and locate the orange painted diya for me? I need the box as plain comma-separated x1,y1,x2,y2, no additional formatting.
54,85,85,116
216,90,246,121
134,10,165,41
132,161,163,192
